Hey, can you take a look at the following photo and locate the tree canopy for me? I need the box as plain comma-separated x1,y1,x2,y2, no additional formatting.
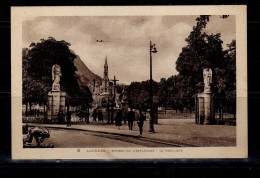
176,15,236,100
23,37,92,107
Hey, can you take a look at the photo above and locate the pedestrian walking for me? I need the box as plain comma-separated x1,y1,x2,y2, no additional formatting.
92,109,97,122
115,109,122,129
76,110,84,122
106,107,111,124
98,110,103,122
66,110,72,126
123,110,127,125
137,109,145,137
58,110,63,124
85,110,90,124
127,108,135,130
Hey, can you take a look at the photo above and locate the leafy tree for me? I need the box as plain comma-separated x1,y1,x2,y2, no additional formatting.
27,37,79,97
23,48,48,106
125,80,158,110
23,37,92,108
175,15,236,110
157,76,179,110
176,16,225,97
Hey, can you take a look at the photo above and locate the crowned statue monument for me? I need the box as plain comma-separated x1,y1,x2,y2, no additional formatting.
203,68,213,124
52,64,62,91
196,68,214,125
203,68,212,93
47,64,66,123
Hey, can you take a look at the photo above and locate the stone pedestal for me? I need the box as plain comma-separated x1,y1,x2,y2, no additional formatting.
47,91,66,123
60,92,66,114
197,92,214,124
198,93,205,124
204,92,212,124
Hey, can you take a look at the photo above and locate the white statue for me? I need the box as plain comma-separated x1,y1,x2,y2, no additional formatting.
203,68,212,93
52,64,62,91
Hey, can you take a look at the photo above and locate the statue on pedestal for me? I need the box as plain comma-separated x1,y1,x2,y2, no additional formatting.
48,64,66,123
52,64,62,91
203,68,212,93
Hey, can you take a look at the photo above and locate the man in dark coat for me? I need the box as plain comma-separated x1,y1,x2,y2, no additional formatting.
127,108,135,130
66,110,72,126
85,110,90,124
137,110,145,137
92,109,97,122
58,110,63,124
98,110,103,122
115,109,122,129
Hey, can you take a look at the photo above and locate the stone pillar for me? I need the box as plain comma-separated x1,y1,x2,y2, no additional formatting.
60,92,66,122
204,92,212,124
47,90,66,123
51,91,60,122
198,93,205,124
203,68,213,124
47,91,53,121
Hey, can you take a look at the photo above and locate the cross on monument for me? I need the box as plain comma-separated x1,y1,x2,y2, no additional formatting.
111,76,119,124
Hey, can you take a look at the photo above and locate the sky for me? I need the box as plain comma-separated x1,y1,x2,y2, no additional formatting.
23,15,235,85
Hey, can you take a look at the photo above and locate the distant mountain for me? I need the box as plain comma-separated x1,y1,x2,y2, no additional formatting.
72,51,102,86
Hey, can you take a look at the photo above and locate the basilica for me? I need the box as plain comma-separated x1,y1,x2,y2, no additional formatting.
88,57,118,108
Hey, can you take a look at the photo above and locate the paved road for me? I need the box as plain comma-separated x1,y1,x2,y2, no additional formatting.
43,128,180,148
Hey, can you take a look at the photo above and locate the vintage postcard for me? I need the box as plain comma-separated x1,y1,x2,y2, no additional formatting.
11,6,247,159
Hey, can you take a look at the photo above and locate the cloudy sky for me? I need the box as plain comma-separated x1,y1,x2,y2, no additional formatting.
23,15,235,84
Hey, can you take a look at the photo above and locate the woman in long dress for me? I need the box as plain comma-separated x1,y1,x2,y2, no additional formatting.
115,109,122,129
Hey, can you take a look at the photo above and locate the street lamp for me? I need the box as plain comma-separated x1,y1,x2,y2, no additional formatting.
149,41,158,133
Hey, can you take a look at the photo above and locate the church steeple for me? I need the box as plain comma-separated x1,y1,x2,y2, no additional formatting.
104,56,108,78
104,56,108,67
103,56,109,92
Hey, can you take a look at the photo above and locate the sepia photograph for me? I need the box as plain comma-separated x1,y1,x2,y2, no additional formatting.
11,6,247,159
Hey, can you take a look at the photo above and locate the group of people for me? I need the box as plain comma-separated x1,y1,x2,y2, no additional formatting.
58,107,146,137
92,109,104,122
76,110,90,124
93,107,146,137
114,108,146,137
58,110,73,127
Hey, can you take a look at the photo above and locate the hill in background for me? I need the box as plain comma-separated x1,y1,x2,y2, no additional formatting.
72,50,102,86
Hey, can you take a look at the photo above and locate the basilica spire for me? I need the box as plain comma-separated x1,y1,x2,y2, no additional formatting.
104,56,108,78
104,56,108,67
103,56,109,92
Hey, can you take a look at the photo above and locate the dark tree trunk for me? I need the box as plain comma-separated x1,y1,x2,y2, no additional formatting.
25,103,28,117
29,102,32,116
44,104,46,118
219,104,222,121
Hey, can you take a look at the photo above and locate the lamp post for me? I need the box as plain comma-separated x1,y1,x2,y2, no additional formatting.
149,41,158,133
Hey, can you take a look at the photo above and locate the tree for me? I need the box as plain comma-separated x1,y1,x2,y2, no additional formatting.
27,37,79,97
125,80,158,110
23,48,49,104
125,81,143,109
175,15,235,110
23,37,92,108
157,76,179,110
